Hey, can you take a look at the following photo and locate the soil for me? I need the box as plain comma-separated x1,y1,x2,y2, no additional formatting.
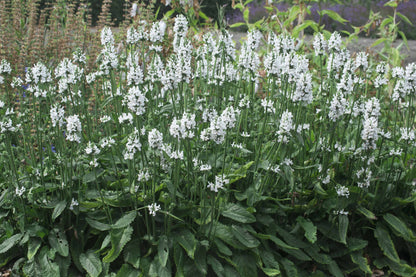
230,31,416,66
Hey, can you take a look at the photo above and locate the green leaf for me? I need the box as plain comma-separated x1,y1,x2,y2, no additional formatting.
214,238,232,256
320,9,348,23
48,230,69,257
280,258,298,277
384,0,397,8
228,161,254,184
297,217,317,244
338,215,348,244
158,236,169,267
112,211,136,229
267,235,298,250
80,250,102,277
328,261,343,277
175,229,196,259
124,240,141,269
86,217,111,231
231,225,260,248
356,206,377,220
347,237,368,252
374,223,400,262
374,257,416,277
222,203,256,223
207,256,224,277
194,244,207,275
371,38,388,48
52,200,67,222
397,12,413,26
103,226,133,263
233,253,258,277
0,234,23,254
230,22,246,28
350,252,372,274
262,268,280,276
383,213,416,242
27,238,42,260
243,8,249,23
116,264,140,277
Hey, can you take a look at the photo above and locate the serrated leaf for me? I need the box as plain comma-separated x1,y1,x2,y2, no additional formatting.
158,236,169,267
194,244,207,275
222,203,256,223
124,240,141,269
347,237,368,252
383,213,416,242
262,268,280,276
268,235,298,250
297,217,317,244
48,230,69,257
52,200,67,222
304,245,331,264
328,261,343,277
338,215,348,244
0,233,23,254
374,223,400,262
112,211,136,229
214,238,232,256
27,238,42,260
231,225,260,248
175,229,196,259
356,206,377,220
280,258,298,277
80,250,102,277
320,9,348,23
350,252,371,274
243,8,249,23
207,256,224,277
116,264,140,277
371,38,387,48
86,217,111,231
233,253,257,277
230,22,246,28
103,226,133,263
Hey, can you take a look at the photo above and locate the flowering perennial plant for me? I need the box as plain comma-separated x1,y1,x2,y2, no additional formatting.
0,14,415,277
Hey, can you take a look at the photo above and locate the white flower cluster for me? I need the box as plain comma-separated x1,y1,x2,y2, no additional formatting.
336,185,350,198
98,27,118,74
26,62,52,84
169,113,196,140
207,175,229,192
55,58,84,94
277,110,294,143
201,106,239,144
148,128,164,150
0,59,11,84
361,98,380,150
124,128,142,160
50,104,65,128
313,33,327,56
148,203,161,216
85,142,101,155
137,169,151,182
124,86,148,116
66,115,82,143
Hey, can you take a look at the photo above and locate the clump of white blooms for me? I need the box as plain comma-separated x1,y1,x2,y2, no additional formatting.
313,33,327,56
148,128,164,150
26,62,52,84
207,175,229,192
148,203,161,216
201,106,239,144
65,115,82,143
361,98,380,150
277,110,294,143
123,86,148,116
50,104,65,128
69,198,79,210
169,113,196,140
327,31,342,52
85,142,101,155
137,169,151,182
124,128,142,160
15,186,26,197
336,185,350,198
0,59,12,84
